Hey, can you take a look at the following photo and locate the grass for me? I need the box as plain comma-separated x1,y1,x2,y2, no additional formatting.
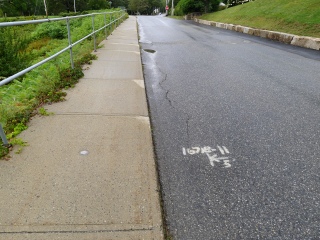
200,0,320,38
38,107,53,116
169,15,184,20
0,9,128,158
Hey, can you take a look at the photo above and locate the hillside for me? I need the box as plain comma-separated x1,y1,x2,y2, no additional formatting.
200,0,320,38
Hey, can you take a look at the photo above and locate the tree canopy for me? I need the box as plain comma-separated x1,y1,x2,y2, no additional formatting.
0,0,111,17
127,0,163,15
0,0,165,17
111,0,129,9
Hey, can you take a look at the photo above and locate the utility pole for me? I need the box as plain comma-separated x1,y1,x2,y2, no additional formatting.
165,0,168,15
171,0,174,16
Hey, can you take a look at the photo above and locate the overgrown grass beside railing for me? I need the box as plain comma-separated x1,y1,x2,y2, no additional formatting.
0,9,128,158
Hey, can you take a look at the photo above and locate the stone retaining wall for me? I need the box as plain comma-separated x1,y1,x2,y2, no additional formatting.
193,18,320,51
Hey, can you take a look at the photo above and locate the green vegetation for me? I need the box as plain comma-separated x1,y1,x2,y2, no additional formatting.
6,122,28,139
0,10,127,158
200,0,320,38
127,0,164,14
0,0,164,18
0,26,32,77
38,107,53,116
10,138,28,154
174,0,220,15
169,15,185,20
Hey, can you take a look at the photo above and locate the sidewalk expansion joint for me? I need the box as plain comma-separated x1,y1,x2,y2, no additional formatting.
0,227,155,235
105,43,139,46
82,77,142,81
87,59,140,63
97,49,140,53
52,113,148,118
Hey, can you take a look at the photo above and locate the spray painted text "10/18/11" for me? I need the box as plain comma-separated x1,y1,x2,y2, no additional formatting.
182,145,235,168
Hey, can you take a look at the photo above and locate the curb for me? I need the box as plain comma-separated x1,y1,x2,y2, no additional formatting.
194,18,320,51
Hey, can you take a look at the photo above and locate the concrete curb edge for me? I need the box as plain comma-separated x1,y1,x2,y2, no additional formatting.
194,18,320,51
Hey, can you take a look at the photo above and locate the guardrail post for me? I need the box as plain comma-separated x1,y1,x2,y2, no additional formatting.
66,17,74,69
92,14,97,52
0,124,10,148
104,13,107,39
109,13,112,34
115,12,118,28
116,12,118,27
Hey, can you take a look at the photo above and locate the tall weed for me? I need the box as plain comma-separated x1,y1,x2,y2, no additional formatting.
0,27,31,78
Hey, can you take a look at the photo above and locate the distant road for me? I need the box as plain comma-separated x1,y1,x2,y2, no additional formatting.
138,15,320,239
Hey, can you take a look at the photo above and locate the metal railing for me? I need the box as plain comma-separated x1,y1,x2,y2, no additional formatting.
0,10,127,147
0,10,126,87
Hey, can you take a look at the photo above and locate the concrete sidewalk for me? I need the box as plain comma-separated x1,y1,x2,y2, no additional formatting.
0,16,164,240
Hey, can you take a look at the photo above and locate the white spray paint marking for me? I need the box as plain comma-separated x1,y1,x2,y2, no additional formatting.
223,146,230,154
217,145,225,155
206,153,231,168
182,146,229,156
80,150,89,155
182,145,235,168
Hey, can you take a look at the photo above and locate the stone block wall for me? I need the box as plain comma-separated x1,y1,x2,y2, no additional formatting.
193,18,320,50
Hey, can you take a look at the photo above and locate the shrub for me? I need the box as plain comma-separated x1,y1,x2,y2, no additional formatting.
176,0,220,14
32,21,67,40
174,5,184,16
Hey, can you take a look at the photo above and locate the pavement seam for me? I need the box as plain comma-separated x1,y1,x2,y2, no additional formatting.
78,78,144,81
96,49,140,53
82,77,143,80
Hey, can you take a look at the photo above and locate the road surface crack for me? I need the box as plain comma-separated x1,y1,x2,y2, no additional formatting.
159,73,191,143
159,74,177,109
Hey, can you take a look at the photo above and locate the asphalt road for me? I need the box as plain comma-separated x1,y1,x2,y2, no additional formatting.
138,16,320,240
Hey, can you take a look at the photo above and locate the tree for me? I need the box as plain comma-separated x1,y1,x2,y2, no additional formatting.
128,0,149,14
45,0,109,15
112,0,129,8
0,0,39,16
128,0,163,15
46,0,66,15
87,0,109,10
0,0,114,17
146,0,162,14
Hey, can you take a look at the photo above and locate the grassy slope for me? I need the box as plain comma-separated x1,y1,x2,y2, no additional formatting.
200,0,320,38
